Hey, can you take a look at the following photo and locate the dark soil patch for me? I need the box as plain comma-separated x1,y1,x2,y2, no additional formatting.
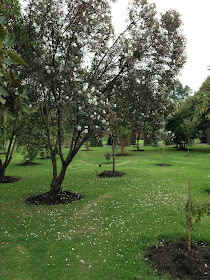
146,240,210,280
156,163,172,166
0,176,21,183
81,150,94,152
176,148,190,151
115,154,131,156
133,149,145,152
17,162,39,166
25,190,83,205
98,170,126,177
205,190,210,195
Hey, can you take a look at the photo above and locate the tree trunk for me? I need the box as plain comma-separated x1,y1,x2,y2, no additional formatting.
112,136,117,173
163,141,166,164
85,143,90,151
143,133,146,146
120,136,128,155
50,164,67,194
0,160,5,177
207,127,210,145
136,132,140,151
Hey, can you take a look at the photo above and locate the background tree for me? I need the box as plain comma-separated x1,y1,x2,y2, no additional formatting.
16,109,51,164
181,116,198,154
171,80,192,101
0,20,27,177
108,2,186,151
194,76,210,144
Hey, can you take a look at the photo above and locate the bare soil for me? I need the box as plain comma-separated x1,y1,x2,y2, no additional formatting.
0,176,21,183
25,190,83,205
146,240,210,280
98,170,126,177
156,163,172,166
115,154,131,156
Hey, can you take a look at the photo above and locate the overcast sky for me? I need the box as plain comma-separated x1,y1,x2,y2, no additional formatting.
111,0,210,93
19,0,210,93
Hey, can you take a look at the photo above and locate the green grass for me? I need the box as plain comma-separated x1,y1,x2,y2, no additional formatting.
0,145,210,280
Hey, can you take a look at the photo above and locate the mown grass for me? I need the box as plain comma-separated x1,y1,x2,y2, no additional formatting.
0,144,209,280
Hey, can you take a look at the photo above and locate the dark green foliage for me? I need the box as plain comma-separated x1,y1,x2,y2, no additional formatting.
172,80,192,101
90,136,103,147
105,152,111,162
16,110,50,163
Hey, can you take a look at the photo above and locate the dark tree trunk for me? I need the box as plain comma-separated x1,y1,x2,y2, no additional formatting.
120,136,128,155
136,132,140,151
0,160,5,177
112,136,117,173
207,127,210,145
50,164,68,194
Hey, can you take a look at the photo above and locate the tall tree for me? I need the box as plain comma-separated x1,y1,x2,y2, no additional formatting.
14,0,186,204
194,76,210,144
108,1,186,148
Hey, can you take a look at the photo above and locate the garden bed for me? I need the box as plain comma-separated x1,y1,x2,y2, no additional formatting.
0,176,21,183
146,240,210,280
25,190,83,205
98,170,126,177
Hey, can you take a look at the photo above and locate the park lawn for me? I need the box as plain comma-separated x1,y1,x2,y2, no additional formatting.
0,144,209,280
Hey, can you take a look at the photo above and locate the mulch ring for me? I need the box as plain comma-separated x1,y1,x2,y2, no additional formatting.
156,163,172,166
98,170,126,178
146,240,210,280
0,176,21,183
25,190,83,205
17,162,39,166
115,154,131,156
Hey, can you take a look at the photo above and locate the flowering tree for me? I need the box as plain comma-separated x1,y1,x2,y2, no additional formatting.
106,0,186,154
13,0,127,203
13,0,186,203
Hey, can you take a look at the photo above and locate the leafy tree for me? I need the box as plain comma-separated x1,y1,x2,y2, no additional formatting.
181,116,198,154
0,21,27,177
13,0,186,202
16,109,51,164
13,0,123,201
194,76,210,144
172,80,192,101
107,2,186,150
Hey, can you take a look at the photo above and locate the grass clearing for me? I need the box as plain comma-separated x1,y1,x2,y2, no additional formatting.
0,145,209,280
